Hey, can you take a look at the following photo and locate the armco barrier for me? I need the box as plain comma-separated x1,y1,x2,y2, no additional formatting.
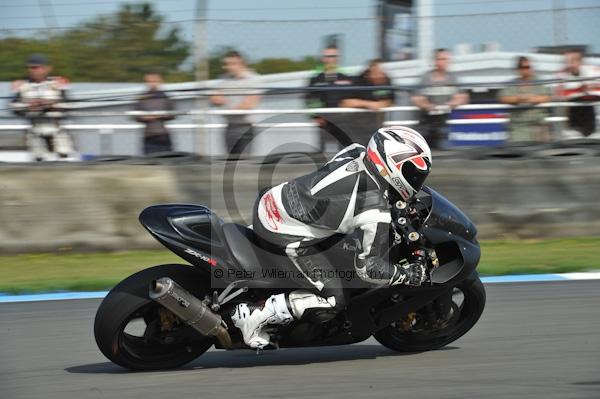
1,151,600,252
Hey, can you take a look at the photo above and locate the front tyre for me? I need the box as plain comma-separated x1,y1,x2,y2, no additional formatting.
374,274,486,352
94,264,214,370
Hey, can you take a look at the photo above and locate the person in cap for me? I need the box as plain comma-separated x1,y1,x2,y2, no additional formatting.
10,54,74,161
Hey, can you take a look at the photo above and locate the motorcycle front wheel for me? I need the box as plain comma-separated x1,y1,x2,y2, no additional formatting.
374,274,486,352
94,264,215,370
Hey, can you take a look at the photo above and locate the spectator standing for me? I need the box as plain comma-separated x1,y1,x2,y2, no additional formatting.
10,54,72,161
499,56,552,142
556,49,600,137
340,59,395,145
305,46,354,152
210,51,261,155
134,71,175,154
411,49,468,150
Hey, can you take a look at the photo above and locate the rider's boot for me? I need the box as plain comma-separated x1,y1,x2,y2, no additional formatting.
231,291,336,349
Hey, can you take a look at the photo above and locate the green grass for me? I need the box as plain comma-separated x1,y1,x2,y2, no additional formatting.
0,251,181,294
0,237,599,294
478,237,600,275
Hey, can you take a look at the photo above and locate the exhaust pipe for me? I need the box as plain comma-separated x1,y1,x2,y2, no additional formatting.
149,277,232,348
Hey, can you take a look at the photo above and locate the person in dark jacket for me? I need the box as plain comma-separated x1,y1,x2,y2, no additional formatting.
305,46,354,153
134,72,175,154
340,59,396,145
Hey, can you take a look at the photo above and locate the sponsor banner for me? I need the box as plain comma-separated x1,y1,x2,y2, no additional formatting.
449,109,508,147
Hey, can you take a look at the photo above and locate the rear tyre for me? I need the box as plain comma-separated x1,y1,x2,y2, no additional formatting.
94,264,214,370
374,275,486,352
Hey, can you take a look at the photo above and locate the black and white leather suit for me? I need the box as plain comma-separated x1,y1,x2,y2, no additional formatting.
252,143,418,319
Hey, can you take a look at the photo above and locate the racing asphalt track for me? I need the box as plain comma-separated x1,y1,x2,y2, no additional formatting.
1,280,599,399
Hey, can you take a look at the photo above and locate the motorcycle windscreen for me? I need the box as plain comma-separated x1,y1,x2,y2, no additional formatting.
420,186,480,284
421,186,477,244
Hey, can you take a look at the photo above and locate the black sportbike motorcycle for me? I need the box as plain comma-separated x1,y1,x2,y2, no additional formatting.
94,186,485,370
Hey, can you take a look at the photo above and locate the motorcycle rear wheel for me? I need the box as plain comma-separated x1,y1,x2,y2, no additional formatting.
374,275,486,352
94,264,215,370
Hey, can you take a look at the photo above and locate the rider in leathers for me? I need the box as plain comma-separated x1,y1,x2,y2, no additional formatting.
232,126,433,349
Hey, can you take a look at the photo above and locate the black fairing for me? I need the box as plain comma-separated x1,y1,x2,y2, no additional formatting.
137,195,481,348
139,204,229,270
420,186,480,284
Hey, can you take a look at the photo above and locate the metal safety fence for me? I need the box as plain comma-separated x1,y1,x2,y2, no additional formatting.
1,101,599,159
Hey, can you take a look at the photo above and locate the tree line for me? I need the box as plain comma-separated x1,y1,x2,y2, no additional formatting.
0,3,318,83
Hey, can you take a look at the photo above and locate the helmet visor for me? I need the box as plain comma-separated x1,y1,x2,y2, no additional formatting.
401,161,429,193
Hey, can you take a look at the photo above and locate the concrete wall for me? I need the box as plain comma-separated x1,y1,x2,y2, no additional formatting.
1,150,600,253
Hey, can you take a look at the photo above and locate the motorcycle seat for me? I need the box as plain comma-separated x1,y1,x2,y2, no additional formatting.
222,223,315,289
222,223,270,274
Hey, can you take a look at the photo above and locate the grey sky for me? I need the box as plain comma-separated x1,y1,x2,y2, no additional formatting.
1,0,599,67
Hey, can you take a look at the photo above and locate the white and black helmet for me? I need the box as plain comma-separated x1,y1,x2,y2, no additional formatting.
365,126,432,201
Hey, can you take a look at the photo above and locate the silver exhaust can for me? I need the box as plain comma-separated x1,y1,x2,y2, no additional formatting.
149,277,231,347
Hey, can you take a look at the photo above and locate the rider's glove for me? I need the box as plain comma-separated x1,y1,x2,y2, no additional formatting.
390,261,427,286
